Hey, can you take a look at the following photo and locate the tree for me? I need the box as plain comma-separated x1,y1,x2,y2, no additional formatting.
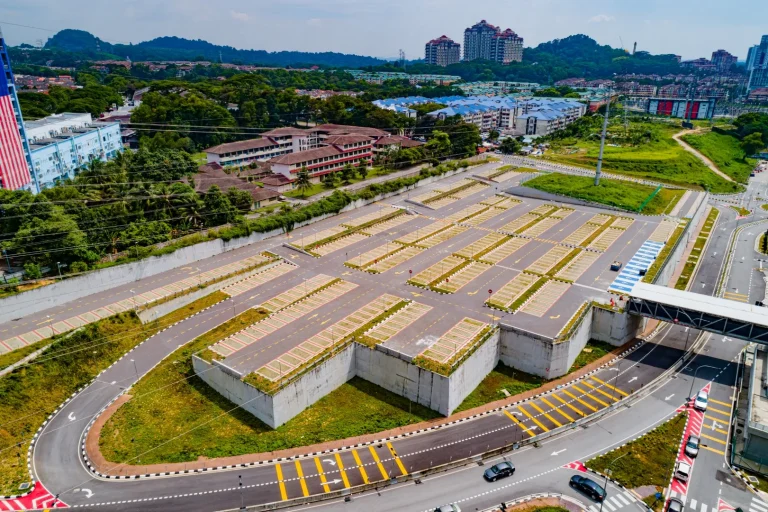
425,130,452,158
296,166,313,197
202,185,237,226
340,163,355,185
500,137,522,155
322,173,336,189
24,263,42,279
357,163,369,180
489,130,500,142
742,132,765,157
227,187,254,212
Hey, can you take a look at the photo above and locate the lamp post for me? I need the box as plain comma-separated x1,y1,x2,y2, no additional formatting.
239,474,245,510
56,261,63,279
2,249,10,273
130,358,139,380
688,364,718,404
599,451,632,512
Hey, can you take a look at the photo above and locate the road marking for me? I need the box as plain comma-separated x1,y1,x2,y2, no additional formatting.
709,398,731,407
712,427,729,435
529,401,563,427
517,405,550,432
295,460,309,497
700,433,727,445
582,381,620,402
705,414,727,423
314,457,330,493
603,499,617,511
504,410,536,436
616,494,630,505
275,464,288,501
701,445,726,455
563,389,598,412
571,384,609,407
589,376,629,397
386,442,408,476
368,446,389,480
706,407,732,418
334,453,351,488
541,397,575,422
552,392,586,416
691,499,698,509
351,449,370,484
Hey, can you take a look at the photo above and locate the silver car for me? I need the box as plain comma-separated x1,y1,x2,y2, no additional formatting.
685,435,700,458
434,506,461,512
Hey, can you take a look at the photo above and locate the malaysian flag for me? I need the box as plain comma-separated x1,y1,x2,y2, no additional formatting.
0,49,32,190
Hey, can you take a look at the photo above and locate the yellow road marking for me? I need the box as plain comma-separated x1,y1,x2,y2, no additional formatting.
552,393,586,417
541,397,575,422
563,389,598,412
295,460,309,497
314,458,330,493
582,381,620,402
571,384,609,408
352,449,370,484
701,445,725,455
368,446,389,480
704,414,725,423
589,376,629,397
275,463,288,501
334,453,351,488
713,427,729,435
700,433,727,445
517,405,550,432
387,442,408,476
529,401,563,427
709,398,731,407
504,410,536,436
706,407,732,418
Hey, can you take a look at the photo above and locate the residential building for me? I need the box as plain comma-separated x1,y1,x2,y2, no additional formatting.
616,81,657,97
425,35,461,67
747,45,761,72
15,74,77,92
26,114,122,191
457,81,540,95
680,58,717,71
748,88,768,103
749,67,768,92
711,49,738,72
267,135,373,183
0,27,35,191
345,70,461,85
192,162,280,209
463,20,524,64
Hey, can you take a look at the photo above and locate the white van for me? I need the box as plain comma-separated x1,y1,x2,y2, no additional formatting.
674,461,691,482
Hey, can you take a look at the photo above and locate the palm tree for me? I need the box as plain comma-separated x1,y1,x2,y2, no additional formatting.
296,166,312,198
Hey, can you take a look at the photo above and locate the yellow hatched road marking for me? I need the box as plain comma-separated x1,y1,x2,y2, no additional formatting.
706,407,732,417
701,445,726,455
368,446,389,480
563,389,598,412
704,414,725,423
700,433,727,445
275,464,288,501
295,460,309,497
552,393,585,417
582,381,620,402
571,384,609,408
589,376,629,397
352,449,370,484
517,404,550,432
387,442,408,476
529,401,563,427
334,453,351,488
709,398,732,407
713,427,729,435
504,410,536,436
314,457,331,493
542,397,575,422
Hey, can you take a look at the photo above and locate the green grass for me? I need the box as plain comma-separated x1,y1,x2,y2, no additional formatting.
762,204,768,212
0,291,227,495
0,337,54,372
454,362,544,412
730,205,751,216
568,340,615,373
586,413,687,488
522,173,685,215
739,469,768,494
675,208,719,290
643,221,689,283
284,183,326,198
100,375,439,465
543,123,742,193
643,493,666,512
681,131,757,183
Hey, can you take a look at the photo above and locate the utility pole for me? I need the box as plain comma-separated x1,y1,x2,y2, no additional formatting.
594,89,612,186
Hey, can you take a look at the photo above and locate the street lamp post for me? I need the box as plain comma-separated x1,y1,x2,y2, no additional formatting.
688,364,719,403
599,451,632,512
2,249,10,272
239,474,245,510
130,358,139,380
56,261,63,279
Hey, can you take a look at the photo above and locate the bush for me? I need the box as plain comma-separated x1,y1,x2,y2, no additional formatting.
23,262,42,279
70,261,88,273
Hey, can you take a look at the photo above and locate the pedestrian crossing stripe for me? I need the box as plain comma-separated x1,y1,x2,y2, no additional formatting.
609,240,664,293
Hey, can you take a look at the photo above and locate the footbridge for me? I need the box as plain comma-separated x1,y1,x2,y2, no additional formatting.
628,282,768,343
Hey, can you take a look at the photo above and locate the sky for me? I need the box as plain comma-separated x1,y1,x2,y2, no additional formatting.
0,0,766,61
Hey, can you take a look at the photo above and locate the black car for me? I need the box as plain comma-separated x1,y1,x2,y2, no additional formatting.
570,475,607,502
667,497,684,512
483,461,515,481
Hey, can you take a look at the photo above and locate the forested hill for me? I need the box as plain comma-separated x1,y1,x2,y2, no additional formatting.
42,29,386,68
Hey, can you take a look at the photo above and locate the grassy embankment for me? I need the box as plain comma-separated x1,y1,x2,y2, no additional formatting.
99,308,439,465
0,291,227,495
543,123,741,193
523,173,684,215
681,131,757,184
675,207,720,290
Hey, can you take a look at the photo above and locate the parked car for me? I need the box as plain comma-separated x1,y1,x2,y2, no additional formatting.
684,435,700,458
434,505,461,512
674,461,691,482
667,497,684,512
694,391,709,411
610,261,623,271
569,475,607,501
484,461,515,481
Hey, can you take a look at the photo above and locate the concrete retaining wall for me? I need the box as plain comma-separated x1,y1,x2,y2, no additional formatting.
499,325,563,379
445,330,501,412
591,306,644,346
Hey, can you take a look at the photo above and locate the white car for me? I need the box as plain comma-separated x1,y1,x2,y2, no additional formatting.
693,391,709,411
674,461,691,482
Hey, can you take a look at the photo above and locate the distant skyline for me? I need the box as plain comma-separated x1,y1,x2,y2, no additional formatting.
0,0,765,62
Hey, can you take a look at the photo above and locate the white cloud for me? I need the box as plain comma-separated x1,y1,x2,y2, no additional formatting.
230,10,250,22
588,14,615,23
